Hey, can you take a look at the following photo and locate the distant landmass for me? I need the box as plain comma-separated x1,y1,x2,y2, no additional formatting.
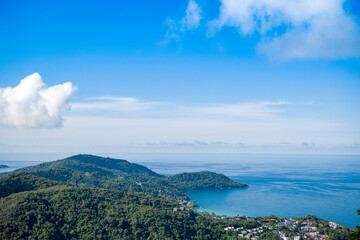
0,154,248,201
0,164,8,168
0,154,356,239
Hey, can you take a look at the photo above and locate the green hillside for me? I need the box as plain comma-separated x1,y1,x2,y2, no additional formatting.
0,174,227,240
6,154,187,200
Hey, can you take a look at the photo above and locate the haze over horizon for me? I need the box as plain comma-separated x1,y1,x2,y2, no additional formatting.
1,0,359,154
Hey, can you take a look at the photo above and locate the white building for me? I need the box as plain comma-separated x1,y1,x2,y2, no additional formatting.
301,226,317,232
329,221,341,229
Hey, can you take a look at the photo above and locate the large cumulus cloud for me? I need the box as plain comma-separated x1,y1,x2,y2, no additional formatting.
0,73,76,128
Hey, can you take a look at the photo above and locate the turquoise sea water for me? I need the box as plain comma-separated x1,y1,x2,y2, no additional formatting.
0,153,359,229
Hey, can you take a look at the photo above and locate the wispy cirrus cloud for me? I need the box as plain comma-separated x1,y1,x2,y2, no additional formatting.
159,0,202,45
0,73,76,128
71,96,163,112
183,101,288,118
70,97,288,120
158,18,180,46
180,0,202,32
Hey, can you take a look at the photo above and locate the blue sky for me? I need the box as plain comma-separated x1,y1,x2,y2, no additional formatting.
0,0,360,154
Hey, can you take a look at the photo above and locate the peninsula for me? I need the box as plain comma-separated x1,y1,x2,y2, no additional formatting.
0,154,248,202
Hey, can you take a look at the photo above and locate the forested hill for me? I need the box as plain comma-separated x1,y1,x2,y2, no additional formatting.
0,154,247,201
167,171,248,191
0,173,228,239
3,154,186,200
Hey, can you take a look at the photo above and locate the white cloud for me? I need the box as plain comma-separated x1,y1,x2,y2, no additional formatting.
0,73,76,128
181,0,202,31
209,0,360,59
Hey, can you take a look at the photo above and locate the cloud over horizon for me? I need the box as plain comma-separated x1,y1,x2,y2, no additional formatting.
0,73,76,128
0,90,358,154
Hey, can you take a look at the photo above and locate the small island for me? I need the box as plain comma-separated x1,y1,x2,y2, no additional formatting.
0,165,8,169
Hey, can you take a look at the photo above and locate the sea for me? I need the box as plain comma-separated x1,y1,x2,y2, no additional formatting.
0,153,359,229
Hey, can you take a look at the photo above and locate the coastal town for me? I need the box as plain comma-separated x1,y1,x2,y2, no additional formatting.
171,198,354,239
220,214,352,240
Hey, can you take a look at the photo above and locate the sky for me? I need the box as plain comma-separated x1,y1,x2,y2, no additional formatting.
0,0,360,154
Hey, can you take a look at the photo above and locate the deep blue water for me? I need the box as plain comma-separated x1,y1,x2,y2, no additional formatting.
0,153,359,229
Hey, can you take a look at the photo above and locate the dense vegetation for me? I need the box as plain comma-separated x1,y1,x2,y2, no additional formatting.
167,171,248,191
0,164,8,168
0,174,232,240
0,154,247,201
